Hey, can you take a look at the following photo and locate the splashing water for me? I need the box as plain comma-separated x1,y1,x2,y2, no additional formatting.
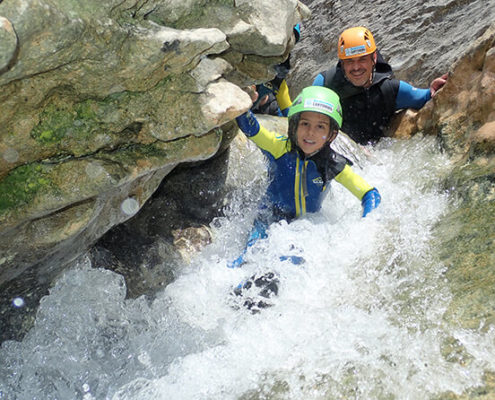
1,135,494,400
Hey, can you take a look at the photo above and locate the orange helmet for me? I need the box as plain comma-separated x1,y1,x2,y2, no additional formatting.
337,26,376,60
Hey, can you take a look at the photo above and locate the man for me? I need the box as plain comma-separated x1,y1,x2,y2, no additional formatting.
313,26,448,145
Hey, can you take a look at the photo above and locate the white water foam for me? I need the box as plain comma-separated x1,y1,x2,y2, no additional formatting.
1,135,493,400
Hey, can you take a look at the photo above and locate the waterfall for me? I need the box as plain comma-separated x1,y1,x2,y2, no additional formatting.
1,134,493,399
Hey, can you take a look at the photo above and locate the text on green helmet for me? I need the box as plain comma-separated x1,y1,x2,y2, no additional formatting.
288,86,342,128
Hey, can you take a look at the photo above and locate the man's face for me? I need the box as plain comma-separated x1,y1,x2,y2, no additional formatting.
341,53,376,88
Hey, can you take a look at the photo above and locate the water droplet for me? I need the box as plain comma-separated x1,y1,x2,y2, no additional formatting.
12,297,24,308
3,148,19,163
138,351,151,366
121,198,139,216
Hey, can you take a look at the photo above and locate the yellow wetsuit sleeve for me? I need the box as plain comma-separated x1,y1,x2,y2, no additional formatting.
275,79,292,111
249,125,290,159
335,164,374,200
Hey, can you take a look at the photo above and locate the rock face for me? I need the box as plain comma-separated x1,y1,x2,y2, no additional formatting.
390,25,495,160
392,25,495,338
376,24,495,396
0,0,309,340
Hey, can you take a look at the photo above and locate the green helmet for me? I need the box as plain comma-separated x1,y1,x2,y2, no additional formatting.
288,86,343,128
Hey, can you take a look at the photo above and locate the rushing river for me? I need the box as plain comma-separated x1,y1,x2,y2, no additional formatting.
1,134,494,399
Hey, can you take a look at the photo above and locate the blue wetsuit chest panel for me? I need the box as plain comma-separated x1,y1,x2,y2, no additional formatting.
262,149,328,219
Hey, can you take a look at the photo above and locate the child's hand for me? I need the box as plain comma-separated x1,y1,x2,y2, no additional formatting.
361,188,381,217
236,110,260,136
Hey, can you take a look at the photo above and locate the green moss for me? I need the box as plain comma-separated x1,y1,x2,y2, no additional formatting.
39,130,55,141
31,101,100,145
0,163,54,215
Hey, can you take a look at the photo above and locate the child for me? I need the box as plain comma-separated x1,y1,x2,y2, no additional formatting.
230,86,381,308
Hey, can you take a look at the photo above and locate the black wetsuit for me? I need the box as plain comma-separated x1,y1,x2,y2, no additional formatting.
314,53,400,145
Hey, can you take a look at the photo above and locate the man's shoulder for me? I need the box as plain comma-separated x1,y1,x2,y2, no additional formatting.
317,65,345,88
374,75,400,98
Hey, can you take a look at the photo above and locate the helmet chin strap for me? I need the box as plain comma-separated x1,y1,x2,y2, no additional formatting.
367,59,377,87
365,54,378,87
360,57,376,88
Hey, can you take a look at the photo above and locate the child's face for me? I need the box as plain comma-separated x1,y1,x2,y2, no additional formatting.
296,111,333,155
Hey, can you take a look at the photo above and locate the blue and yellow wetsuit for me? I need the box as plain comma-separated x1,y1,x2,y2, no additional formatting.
239,112,375,221
229,111,380,268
